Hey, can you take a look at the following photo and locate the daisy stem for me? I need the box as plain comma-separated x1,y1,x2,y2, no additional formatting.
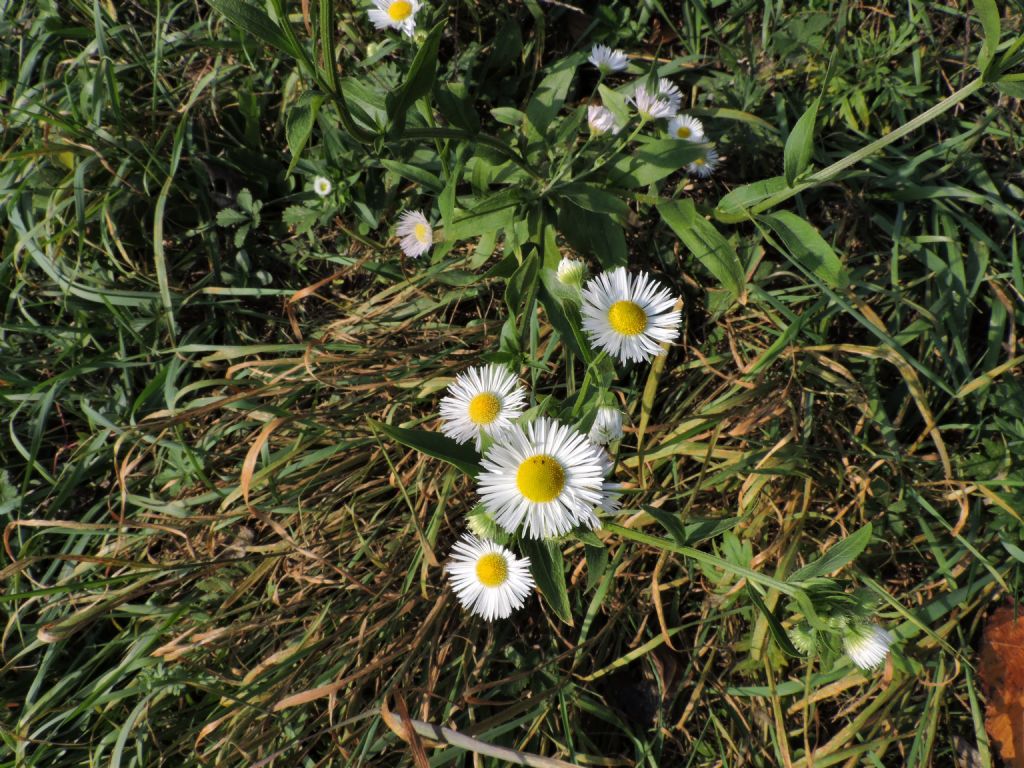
716,75,987,223
571,351,606,417
605,523,800,596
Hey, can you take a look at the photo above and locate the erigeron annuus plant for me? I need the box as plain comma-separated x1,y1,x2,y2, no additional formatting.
207,0,918,657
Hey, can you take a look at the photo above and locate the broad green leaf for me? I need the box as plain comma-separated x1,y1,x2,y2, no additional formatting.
520,538,573,625
597,83,631,126
285,92,324,174
746,584,802,658
788,523,873,583
369,419,481,477
783,98,818,186
557,183,628,218
445,204,517,241
973,0,1000,78
713,176,788,222
606,139,704,188
388,20,445,137
644,505,687,546
524,57,577,141
557,201,627,268
380,160,444,192
506,250,539,319
585,545,609,592
760,211,849,290
539,269,592,362
658,199,745,300
208,0,299,58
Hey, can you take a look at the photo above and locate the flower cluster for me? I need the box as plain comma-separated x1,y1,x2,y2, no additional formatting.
436,265,681,619
587,44,720,178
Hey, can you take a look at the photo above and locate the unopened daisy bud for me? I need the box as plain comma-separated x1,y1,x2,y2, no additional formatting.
842,621,893,670
687,146,720,178
366,42,382,58
657,78,682,112
313,176,332,197
668,114,704,142
787,623,817,655
467,507,504,541
589,406,624,445
446,534,534,620
557,256,586,286
587,104,621,136
628,85,675,121
367,0,421,37
395,209,433,258
588,44,628,75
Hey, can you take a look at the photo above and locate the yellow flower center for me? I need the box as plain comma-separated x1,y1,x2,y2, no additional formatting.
387,1,413,20
676,126,691,138
695,157,706,166
607,300,648,336
475,552,508,587
413,222,430,243
516,454,565,503
467,393,501,425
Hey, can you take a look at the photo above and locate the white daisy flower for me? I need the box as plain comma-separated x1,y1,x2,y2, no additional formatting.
588,44,629,75
657,78,682,112
439,365,527,450
589,406,624,445
668,114,704,142
446,534,534,621
313,176,332,197
395,209,433,258
687,146,720,178
477,417,611,539
843,622,893,670
557,256,586,286
587,104,622,136
581,267,682,364
628,85,675,121
367,0,421,37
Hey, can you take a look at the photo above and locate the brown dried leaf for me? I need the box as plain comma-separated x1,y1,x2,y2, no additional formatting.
979,605,1024,767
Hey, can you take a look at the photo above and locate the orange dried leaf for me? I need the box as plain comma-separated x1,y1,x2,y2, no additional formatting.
979,605,1024,767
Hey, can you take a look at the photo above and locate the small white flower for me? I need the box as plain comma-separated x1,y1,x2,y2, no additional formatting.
395,209,433,257
687,146,720,178
628,85,675,121
581,267,682,364
588,44,629,75
589,406,624,445
477,417,612,539
446,534,534,620
439,365,527,450
843,622,893,670
668,114,704,142
367,0,421,37
657,78,682,112
587,104,622,136
313,176,333,197
557,256,586,286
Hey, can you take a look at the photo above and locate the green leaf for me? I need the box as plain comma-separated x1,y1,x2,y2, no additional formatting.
644,505,687,546
557,183,628,218
445,204,517,241
369,419,481,477
788,523,873,583
538,270,592,363
388,20,445,137
285,92,324,174
760,211,849,290
746,584,802,658
520,539,573,625
585,545,609,592
658,199,745,301
208,0,299,58
973,0,1000,78
597,83,630,127
524,57,577,141
606,139,704,188
783,98,818,186
216,208,249,227
380,159,444,192
505,251,539,317
713,176,789,222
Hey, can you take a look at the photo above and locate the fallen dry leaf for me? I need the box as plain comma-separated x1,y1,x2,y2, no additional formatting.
979,605,1024,767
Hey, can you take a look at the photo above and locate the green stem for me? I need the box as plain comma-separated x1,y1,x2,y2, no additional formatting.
605,522,799,596
716,75,987,223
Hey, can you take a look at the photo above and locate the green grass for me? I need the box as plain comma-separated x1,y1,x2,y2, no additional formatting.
2,0,1024,765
